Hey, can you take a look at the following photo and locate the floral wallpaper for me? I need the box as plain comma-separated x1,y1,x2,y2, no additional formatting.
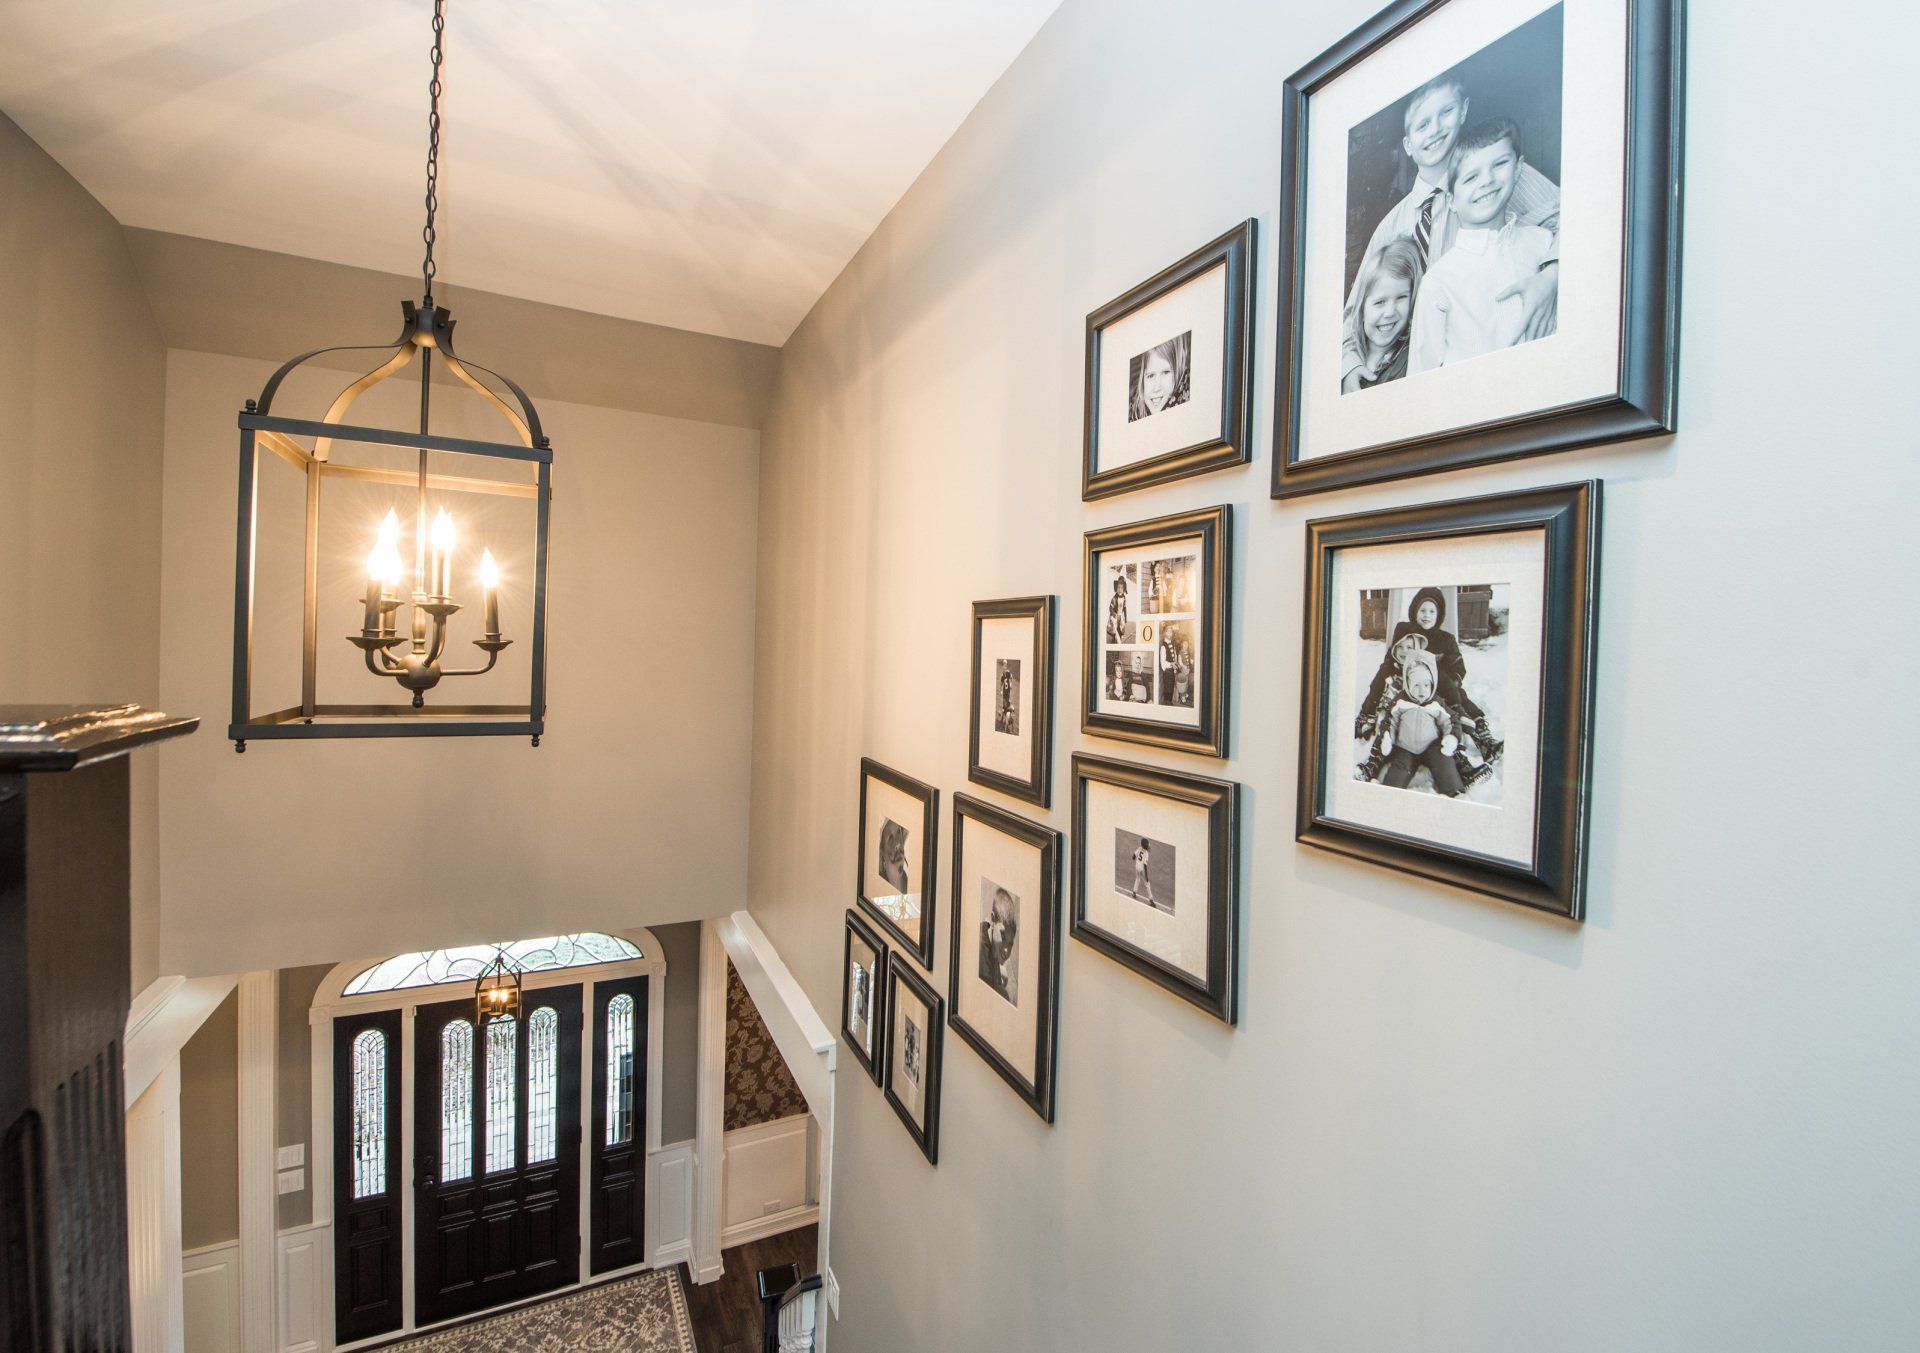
725,960,808,1130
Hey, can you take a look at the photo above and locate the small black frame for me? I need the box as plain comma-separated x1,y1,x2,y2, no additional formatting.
967,595,1057,807
1084,219,1257,500
1269,0,1685,497
856,758,940,969
840,909,890,1086
1070,753,1240,1024
1298,480,1601,918
946,794,1063,1123
1082,505,1232,758
881,960,945,1165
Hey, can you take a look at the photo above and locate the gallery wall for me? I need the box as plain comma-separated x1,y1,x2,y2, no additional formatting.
744,0,1919,1349
0,113,169,993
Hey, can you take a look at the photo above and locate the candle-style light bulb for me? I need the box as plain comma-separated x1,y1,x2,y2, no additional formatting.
428,508,455,597
479,548,502,638
378,508,402,551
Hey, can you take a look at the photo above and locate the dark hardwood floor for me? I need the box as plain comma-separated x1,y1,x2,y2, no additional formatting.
682,1224,820,1353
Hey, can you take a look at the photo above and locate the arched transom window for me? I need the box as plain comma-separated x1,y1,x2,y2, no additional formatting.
343,933,643,996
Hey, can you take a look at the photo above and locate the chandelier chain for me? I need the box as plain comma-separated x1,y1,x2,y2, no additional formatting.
421,0,446,304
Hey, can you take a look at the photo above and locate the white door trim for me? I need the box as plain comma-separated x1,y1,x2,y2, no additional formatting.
238,971,280,1352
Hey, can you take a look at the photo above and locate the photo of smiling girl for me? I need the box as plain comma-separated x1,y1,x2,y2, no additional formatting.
1127,330,1191,421
1341,237,1424,392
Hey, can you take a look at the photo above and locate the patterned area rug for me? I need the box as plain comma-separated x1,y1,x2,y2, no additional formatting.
383,1271,696,1352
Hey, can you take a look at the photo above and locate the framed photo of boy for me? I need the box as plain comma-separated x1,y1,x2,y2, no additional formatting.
947,794,1063,1123
1069,753,1239,1024
1298,480,1600,918
1084,221,1256,501
1082,506,1231,758
841,909,890,1086
856,758,939,969
1270,0,1684,497
882,960,945,1165
968,596,1056,807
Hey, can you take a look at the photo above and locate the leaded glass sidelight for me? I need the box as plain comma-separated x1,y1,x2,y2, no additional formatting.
441,1020,475,1183
527,1007,559,1164
485,1015,519,1173
350,1029,388,1199
606,993,635,1146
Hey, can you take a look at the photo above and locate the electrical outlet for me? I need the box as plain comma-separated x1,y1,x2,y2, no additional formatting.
276,1167,306,1195
276,1144,305,1170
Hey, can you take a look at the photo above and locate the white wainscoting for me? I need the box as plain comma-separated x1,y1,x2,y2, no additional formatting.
276,1223,327,1353
182,1241,242,1353
649,1140,695,1267
721,1115,818,1247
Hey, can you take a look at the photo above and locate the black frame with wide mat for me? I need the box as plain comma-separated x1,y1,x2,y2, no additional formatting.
855,757,940,970
881,960,945,1165
840,908,890,1086
967,595,1057,807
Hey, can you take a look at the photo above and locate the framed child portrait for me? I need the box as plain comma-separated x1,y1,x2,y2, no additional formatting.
856,758,939,969
1069,753,1239,1024
1271,0,1685,497
841,909,890,1086
947,794,1063,1123
882,960,945,1165
968,596,1056,807
1082,505,1231,758
1297,480,1600,918
1083,220,1256,500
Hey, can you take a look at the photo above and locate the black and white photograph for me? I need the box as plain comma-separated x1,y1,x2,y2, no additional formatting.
969,596,1056,807
841,909,889,1084
1273,0,1684,495
883,960,944,1163
1072,755,1239,1024
1350,585,1509,803
1084,507,1230,757
1085,221,1255,499
1299,482,1600,919
857,758,939,968
1113,829,1176,916
948,794,1062,1121
1127,331,1191,421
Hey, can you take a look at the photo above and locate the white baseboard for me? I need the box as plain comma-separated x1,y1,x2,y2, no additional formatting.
721,1202,820,1250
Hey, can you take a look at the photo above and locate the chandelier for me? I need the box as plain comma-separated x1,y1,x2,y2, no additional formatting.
228,0,551,750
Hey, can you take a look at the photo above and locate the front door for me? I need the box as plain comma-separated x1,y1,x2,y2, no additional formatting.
413,986,583,1327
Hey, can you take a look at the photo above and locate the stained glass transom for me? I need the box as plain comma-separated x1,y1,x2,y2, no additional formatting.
485,1016,518,1174
350,1029,387,1200
606,994,635,1147
527,1007,559,1164
440,1020,474,1183
343,933,643,996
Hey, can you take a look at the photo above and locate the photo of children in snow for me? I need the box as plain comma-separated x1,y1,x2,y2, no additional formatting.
1099,553,1199,714
1113,829,1176,915
1339,4,1563,394
1351,584,1508,802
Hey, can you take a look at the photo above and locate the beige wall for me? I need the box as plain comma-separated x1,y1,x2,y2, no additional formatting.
179,988,240,1251
746,1,1920,1349
0,113,168,992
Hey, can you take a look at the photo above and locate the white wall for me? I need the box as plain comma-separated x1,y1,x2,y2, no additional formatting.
158,348,760,976
745,1,1920,1349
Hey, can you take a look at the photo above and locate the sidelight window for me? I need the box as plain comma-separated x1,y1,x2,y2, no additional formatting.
606,993,635,1146
485,1016,519,1173
350,1029,388,1199
440,1020,474,1182
527,1007,558,1164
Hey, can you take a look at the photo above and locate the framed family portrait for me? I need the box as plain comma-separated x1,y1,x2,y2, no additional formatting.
882,960,945,1165
1083,506,1231,758
1298,480,1599,918
968,596,1056,807
947,794,1062,1122
1271,0,1685,496
1083,220,1256,500
1069,754,1239,1024
841,909,890,1085
856,758,939,969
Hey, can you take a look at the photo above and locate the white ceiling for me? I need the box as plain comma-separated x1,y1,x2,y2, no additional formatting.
0,0,1061,346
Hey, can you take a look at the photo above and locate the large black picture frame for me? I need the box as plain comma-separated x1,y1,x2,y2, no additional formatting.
856,758,939,970
946,794,1063,1123
1298,480,1601,918
1084,220,1257,500
967,595,1056,807
840,909,890,1087
1270,0,1685,497
882,960,945,1165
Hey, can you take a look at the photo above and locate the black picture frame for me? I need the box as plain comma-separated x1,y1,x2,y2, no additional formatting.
1270,0,1685,497
967,595,1056,807
881,960,945,1165
1084,220,1257,500
946,794,1063,1123
856,758,940,970
1069,753,1240,1024
1082,505,1232,758
840,909,890,1086
1298,480,1600,918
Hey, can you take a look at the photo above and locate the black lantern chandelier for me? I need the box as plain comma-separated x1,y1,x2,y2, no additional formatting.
229,0,551,750
474,946,524,1027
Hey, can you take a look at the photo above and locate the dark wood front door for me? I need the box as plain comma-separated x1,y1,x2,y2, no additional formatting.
413,987,583,1327
332,1009,404,1344
589,976,648,1274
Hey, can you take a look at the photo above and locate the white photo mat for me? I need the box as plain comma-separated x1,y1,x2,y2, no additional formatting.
862,774,928,943
951,815,1045,1087
1092,535,1205,730
1079,778,1213,983
1096,262,1229,472
975,614,1036,781
889,982,932,1126
845,931,880,1061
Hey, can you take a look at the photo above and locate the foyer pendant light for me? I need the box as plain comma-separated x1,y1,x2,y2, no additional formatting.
228,0,552,750
474,946,524,1027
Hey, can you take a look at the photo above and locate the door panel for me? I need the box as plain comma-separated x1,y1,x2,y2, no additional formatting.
333,1010,403,1345
589,977,648,1274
